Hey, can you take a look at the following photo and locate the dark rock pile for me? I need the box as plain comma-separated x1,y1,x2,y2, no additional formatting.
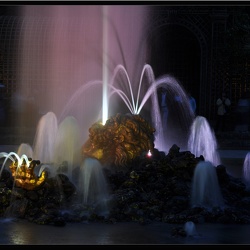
0,144,250,227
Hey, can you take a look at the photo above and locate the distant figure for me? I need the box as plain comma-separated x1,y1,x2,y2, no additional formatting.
0,83,5,126
235,93,250,132
188,93,196,115
215,92,231,132
0,100,5,126
158,87,168,130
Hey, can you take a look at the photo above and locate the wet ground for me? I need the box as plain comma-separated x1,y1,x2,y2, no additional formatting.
1,218,250,245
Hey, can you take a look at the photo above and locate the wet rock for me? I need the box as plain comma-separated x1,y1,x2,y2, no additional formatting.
1,145,250,226
53,217,66,227
171,226,187,237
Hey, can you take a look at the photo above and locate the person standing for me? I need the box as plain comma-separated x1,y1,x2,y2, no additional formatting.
188,92,197,116
235,92,250,132
215,92,231,132
0,83,6,126
158,87,168,131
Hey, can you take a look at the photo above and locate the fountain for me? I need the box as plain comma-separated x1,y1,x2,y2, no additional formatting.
0,60,199,222
187,116,221,167
52,116,82,180
243,152,250,190
191,160,224,209
1,5,250,228
184,221,198,237
78,157,110,217
32,111,58,164
10,5,150,215
17,143,33,159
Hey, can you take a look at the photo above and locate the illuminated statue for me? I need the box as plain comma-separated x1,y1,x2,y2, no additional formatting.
9,159,47,190
82,113,155,166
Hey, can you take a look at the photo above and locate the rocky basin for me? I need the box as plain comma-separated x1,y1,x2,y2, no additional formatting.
0,144,250,230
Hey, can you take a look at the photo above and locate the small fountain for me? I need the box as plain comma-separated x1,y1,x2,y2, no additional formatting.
52,116,82,180
0,152,46,191
32,111,58,164
184,221,197,237
17,143,33,159
243,152,250,190
191,160,224,209
78,157,110,217
187,116,221,166
0,152,46,219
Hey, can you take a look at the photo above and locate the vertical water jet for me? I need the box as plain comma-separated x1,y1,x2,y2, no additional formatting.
188,116,221,166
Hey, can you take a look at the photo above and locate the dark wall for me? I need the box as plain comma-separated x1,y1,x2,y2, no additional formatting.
0,6,20,16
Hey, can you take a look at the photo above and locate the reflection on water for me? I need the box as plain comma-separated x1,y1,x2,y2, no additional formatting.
1,219,250,245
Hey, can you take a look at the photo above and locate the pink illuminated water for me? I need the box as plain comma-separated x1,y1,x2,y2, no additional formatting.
13,5,150,211
60,64,194,153
15,5,196,154
32,112,58,164
16,6,149,136
52,116,82,180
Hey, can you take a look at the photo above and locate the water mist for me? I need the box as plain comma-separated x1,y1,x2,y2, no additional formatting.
191,160,224,209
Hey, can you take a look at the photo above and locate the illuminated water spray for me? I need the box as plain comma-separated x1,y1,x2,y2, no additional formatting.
243,152,250,190
102,6,109,125
187,116,221,166
191,160,224,209
0,152,30,177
